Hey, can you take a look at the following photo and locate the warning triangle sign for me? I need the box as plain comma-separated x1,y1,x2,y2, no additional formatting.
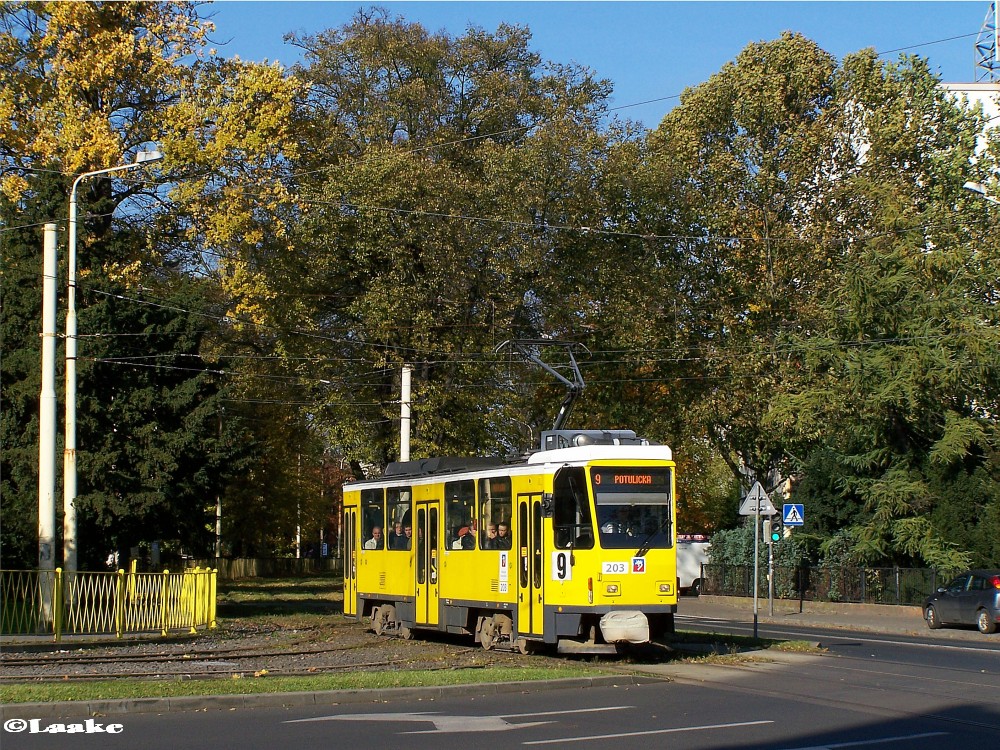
739,482,776,515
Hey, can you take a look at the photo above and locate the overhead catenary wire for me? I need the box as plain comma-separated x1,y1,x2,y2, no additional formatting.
83,279,991,362
83,324,995,397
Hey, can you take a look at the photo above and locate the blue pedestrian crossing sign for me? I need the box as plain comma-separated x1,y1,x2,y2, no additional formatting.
783,504,805,526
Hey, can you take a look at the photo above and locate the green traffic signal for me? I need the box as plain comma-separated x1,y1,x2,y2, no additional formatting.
769,519,782,542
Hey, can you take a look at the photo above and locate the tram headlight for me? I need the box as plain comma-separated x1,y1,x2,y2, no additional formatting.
658,582,672,595
605,583,620,596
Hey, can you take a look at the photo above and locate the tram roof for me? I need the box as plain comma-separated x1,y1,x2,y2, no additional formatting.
526,443,673,465
344,443,673,489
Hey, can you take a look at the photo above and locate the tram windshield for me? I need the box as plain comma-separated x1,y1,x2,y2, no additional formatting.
591,467,672,550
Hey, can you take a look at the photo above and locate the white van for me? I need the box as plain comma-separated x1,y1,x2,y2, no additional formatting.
676,536,711,596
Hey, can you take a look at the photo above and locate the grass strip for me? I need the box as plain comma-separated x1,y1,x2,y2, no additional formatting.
0,666,600,704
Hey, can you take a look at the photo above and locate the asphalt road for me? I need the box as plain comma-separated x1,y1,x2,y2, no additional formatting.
4,663,997,750
4,596,998,749
676,595,1000,665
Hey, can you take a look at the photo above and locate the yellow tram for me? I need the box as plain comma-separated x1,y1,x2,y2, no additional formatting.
342,429,678,652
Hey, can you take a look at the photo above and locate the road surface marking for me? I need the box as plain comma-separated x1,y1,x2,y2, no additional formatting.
285,706,631,734
522,719,774,745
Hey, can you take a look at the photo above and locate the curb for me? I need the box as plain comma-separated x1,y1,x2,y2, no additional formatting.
0,674,665,721
696,595,923,619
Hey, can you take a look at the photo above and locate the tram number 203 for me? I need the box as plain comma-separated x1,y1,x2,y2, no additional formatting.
551,556,632,580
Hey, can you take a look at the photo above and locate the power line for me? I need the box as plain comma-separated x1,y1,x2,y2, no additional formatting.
878,31,980,56
83,325,996,396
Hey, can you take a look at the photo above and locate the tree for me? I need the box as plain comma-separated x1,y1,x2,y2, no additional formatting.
767,52,1000,568
70,271,245,567
266,8,621,470
0,1,305,565
643,32,842,493
0,175,67,568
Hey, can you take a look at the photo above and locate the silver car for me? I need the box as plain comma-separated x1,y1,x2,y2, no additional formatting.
924,569,1000,634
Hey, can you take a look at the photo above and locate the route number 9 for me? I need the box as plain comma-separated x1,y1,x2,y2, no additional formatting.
552,551,572,581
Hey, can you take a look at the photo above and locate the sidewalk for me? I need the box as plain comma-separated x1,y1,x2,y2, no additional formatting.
680,594,984,641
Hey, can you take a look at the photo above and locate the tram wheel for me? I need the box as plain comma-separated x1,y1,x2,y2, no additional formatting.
515,637,530,655
399,624,413,640
383,604,397,635
373,604,394,636
479,617,497,650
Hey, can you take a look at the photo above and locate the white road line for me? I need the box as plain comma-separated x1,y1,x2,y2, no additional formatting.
777,731,948,750
501,707,633,719
521,719,774,745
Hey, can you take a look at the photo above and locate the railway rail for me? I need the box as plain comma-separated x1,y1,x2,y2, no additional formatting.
0,617,528,683
0,652,503,683
0,641,373,669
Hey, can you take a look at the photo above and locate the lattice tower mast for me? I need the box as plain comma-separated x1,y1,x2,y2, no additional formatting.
975,1,999,82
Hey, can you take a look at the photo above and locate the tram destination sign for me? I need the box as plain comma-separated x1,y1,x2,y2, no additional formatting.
592,470,669,490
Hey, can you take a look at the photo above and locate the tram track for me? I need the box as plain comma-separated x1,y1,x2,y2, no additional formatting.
0,619,519,684
0,641,374,669
0,657,498,683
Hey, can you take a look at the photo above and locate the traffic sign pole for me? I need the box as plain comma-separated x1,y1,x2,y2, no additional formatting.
768,533,775,616
742,481,776,639
753,505,759,638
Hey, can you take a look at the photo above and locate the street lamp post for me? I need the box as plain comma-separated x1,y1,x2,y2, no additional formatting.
64,149,162,574
963,180,1000,205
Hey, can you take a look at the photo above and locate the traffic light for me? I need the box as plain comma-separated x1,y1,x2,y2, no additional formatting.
768,519,783,543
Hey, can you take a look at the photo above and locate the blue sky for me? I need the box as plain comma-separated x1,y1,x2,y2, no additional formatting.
207,1,995,127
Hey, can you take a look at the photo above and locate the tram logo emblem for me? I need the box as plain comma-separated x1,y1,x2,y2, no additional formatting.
631,558,646,574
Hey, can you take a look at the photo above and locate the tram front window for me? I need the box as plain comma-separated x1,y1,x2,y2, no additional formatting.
592,467,672,550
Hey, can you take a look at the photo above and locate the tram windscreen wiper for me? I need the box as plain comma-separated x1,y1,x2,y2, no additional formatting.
635,514,672,558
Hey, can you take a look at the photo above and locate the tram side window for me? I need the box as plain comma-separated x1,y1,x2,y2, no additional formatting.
478,476,512,550
386,487,412,550
445,479,476,550
361,489,385,550
553,467,595,549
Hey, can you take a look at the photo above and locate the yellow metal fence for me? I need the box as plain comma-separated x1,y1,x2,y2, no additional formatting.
0,567,216,641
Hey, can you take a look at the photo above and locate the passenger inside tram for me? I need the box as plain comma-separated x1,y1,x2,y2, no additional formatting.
496,522,512,549
482,523,498,549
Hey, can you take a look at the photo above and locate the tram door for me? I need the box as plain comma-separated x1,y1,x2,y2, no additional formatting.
414,501,440,626
516,494,544,638
343,507,357,617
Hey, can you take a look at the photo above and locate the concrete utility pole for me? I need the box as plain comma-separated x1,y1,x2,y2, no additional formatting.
400,364,412,461
215,411,222,559
38,224,59,626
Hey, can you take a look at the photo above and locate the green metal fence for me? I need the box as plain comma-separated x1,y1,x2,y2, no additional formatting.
702,564,939,606
189,557,342,580
0,567,217,641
